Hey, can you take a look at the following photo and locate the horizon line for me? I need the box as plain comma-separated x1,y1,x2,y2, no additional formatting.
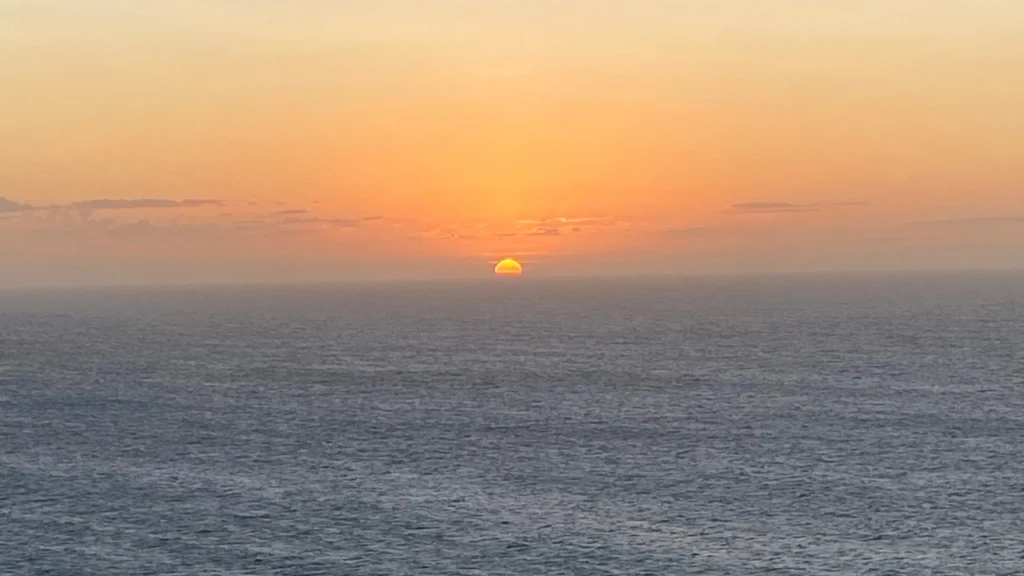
2,266,1023,292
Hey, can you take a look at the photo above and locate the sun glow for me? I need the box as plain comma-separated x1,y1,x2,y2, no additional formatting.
494,258,524,277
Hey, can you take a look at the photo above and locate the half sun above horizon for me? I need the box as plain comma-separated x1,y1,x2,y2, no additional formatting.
494,259,524,277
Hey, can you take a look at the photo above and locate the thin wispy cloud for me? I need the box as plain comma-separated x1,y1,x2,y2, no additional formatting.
730,201,866,214
421,227,478,241
69,198,223,211
279,217,361,228
663,226,719,239
527,226,561,237
517,216,616,228
231,219,269,229
911,216,1024,228
731,202,817,214
662,225,785,240
108,219,153,236
553,217,615,226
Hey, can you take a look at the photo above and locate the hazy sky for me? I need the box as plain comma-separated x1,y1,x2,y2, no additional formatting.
2,0,1023,285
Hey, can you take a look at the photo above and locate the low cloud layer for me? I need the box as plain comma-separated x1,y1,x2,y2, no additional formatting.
662,225,777,240
0,198,31,213
279,217,362,228
527,226,561,236
911,216,1024,228
518,216,616,228
730,201,866,214
69,198,223,211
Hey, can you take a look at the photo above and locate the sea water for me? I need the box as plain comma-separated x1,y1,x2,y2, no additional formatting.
2,273,1023,574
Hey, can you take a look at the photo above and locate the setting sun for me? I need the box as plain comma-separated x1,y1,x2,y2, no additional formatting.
494,259,524,277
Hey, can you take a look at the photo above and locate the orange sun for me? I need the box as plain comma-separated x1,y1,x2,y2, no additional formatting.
494,258,524,277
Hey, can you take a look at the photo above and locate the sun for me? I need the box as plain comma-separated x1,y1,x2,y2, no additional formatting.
494,258,524,277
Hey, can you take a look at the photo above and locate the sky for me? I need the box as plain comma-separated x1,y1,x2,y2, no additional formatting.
2,0,1023,285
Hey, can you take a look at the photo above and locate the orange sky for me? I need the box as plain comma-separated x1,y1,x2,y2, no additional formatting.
2,1,1023,285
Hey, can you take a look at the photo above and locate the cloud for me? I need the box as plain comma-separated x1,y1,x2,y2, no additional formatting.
911,216,1024,228
730,202,818,214
730,201,866,214
518,216,615,228
0,198,32,213
69,198,223,211
236,215,378,230
552,216,614,226
361,216,385,221
663,226,727,239
420,227,480,241
179,199,222,207
513,216,623,237
109,219,152,236
324,218,361,228
662,225,784,240
279,217,360,228
527,226,561,236
232,219,268,229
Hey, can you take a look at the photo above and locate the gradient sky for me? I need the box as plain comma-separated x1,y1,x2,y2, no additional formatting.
2,0,1023,285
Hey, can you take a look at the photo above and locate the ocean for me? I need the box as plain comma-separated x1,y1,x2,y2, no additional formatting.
2,272,1023,574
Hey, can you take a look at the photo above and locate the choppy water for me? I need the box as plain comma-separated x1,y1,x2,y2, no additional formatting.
2,273,1023,574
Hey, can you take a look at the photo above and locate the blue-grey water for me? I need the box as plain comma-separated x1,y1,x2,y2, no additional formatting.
2,273,1023,574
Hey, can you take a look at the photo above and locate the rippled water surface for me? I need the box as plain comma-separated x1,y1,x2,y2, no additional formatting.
2,273,1023,574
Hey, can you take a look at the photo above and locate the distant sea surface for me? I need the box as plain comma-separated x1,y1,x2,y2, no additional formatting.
2,272,1023,575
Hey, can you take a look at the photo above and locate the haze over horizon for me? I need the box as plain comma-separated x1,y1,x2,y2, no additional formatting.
3,1,1023,286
